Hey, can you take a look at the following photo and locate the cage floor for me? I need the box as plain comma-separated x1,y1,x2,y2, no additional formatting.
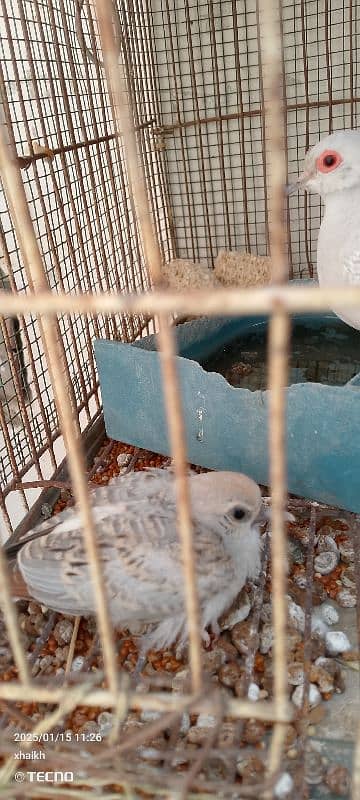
0,438,358,798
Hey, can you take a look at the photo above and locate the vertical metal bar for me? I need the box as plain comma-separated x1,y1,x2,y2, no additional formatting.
30,0,103,386
183,0,214,265
257,0,289,783
349,0,355,128
0,64,58,474
300,0,313,277
279,7,294,279
1,2,93,424
122,2,165,267
94,0,203,693
135,0,176,261
58,0,130,343
163,0,198,262
232,0,251,253
255,0,270,253
81,0,150,337
352,518,360,799
82,0,145,338
208,0,232,251
324,0,333,133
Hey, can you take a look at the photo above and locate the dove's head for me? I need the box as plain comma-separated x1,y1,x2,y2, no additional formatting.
190,471,263,530
287,130,360,198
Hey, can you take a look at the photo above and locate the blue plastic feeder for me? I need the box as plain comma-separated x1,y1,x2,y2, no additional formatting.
94,305,360,513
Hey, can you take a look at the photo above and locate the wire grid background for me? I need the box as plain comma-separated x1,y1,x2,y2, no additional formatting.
0,0,359,797
0,0,360,534
0,0,166,534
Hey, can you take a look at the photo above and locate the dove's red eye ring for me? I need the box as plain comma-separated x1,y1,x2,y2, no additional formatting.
316,149,343,173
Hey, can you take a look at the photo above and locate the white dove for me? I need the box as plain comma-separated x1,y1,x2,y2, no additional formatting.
288,129,360,330
7,468,263,654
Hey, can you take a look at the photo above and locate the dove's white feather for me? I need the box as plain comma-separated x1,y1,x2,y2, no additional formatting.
292,129,360,330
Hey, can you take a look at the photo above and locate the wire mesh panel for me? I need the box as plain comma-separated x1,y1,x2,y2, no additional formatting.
0,1,359,798
0,0,173,535
148,0,360,275
1,1,359,529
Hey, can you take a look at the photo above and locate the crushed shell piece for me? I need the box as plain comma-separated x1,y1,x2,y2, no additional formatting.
138,746,163,763
305,751,325,785
309,664,334,694
336,588,356,608
140,710,161,723
218,722,237,748
325,631,351,656
117,453,131,467
341,566,355,588
314,551,339,575
337,537,355,563
260,603,272,624
274,772,294,799
260,624,273,654
219,661,244,688
316,535,339,554
287,663,305,686
316,603,339,626
53,619,74,645
247,682,260,701
236,755,265,782
71,655,85,671
292,683,321,709
243,719,266,744
311,617,329,638
179,713,190,735
287,599,305,632
231,619,257,655
187,727,210,745
97,711,113,736
197,713,217,728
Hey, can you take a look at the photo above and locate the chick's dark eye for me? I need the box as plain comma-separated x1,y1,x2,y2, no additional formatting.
231,506,246,521
323,154,335,167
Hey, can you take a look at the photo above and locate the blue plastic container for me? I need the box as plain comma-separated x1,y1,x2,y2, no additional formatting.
95,311,360,513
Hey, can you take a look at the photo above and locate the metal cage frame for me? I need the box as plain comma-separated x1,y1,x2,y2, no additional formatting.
0,0,359,797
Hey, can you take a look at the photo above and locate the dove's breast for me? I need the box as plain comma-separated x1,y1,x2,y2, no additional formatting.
317,194,360,330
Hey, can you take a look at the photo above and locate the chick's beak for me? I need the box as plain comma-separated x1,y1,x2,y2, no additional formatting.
254,504,268,525
254,505,296,525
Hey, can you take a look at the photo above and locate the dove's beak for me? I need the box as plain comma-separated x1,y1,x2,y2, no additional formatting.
285,180,300,196
285,170,313,195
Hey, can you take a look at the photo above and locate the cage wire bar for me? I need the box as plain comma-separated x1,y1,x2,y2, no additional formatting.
95,0,204,695
0,0,359,798
256,0,289,785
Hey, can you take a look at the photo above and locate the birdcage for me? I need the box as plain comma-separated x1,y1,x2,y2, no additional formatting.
0,0,359,798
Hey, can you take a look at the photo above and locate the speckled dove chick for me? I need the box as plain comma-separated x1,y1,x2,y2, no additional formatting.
8,468,263,654
288,129,360,330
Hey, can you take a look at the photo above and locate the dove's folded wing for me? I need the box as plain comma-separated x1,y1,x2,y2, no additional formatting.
17,497,235,625
6,467,184,560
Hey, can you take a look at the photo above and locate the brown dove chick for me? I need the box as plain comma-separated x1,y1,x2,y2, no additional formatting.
6,468,263,654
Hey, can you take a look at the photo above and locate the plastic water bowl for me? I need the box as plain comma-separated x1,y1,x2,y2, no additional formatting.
95,311,360,513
